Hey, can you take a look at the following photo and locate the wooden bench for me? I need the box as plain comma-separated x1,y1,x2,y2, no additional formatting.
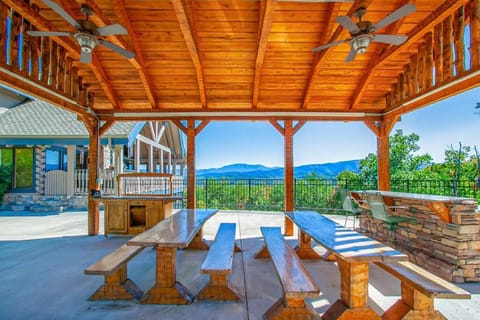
375,261,471,320
256,227,320,320
84,244,144,300
197,222,241,301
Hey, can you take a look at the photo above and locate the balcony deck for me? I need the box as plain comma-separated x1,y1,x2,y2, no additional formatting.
0,210,479,319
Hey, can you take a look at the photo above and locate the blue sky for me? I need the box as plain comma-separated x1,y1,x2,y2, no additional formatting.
196,87,480,169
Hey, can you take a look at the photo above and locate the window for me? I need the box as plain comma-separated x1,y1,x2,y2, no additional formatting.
46,148,68,171
0,147,34,191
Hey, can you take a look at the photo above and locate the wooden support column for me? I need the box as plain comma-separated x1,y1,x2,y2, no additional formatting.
82,114,100,236
175,119,210,209
284,120,294,235
270,120,305,236
364,115,399,191
186,120,196,209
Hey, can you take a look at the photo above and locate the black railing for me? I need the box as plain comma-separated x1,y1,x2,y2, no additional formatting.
186,178,479,211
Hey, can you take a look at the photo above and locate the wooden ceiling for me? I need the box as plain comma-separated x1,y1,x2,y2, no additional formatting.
3,0,479,122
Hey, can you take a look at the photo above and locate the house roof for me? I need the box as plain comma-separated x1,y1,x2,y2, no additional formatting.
0,100,138,145
0,100,186,161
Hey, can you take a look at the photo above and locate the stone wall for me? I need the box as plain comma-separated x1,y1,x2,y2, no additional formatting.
1,193,88,212
359,198,480,283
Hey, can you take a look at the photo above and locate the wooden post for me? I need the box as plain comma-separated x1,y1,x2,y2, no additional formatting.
425,32,433,89
364,115,399,192
186,120,196,209
454,7,465,75
470,0,480,69
442,15,453,80
377,132,390,191
284,120,294,235
434,23,443,85
82,115,100,236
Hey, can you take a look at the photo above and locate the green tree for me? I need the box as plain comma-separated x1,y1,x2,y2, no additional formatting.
350,129,433,180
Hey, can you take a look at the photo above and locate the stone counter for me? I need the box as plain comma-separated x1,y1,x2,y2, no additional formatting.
351,190,480,283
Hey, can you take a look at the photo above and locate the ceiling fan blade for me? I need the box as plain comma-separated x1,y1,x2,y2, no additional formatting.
372,3,416,31
42,0,82,30
336,16,360,35
96,24,128,36
311,39,350,52
98,39,135,59
80,51,92,64
373,34,408,45
345,49,357,62
26,31,73,37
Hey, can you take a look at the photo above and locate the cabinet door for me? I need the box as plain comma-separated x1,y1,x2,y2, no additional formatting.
146,201,164,229
105,200,128,234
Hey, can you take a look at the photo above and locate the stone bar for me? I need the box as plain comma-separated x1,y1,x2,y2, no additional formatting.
351,190,480,283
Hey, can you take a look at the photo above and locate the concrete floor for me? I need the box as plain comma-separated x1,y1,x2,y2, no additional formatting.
0,210,479,320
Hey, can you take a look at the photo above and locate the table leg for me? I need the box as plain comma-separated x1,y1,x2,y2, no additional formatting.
322,258,381,320
141,247,194,304
186,229,210,250
294,231,322,259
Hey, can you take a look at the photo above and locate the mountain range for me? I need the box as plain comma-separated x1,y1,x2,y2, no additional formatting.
196,160,360,179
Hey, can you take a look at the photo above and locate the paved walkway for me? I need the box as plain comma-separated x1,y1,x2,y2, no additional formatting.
0,210,479,319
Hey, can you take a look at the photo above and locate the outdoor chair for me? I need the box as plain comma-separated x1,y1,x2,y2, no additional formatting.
341,195,364,229
367,196,416,248
332,188,365,228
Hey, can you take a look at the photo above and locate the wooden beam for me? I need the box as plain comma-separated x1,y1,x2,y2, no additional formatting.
172,0,207,108
99,119,115,136
195,120,210,135
350,0,469,110
5,0,119,108
269,120,285,135
302,0,371,108
113,0,157,108
253,0,276,108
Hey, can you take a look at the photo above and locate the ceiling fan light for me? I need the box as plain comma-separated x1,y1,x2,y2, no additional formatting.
74,33,97,53
351,35,372,54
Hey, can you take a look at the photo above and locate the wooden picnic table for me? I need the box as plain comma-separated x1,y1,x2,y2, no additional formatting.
128,208,218,304
285,211,408,320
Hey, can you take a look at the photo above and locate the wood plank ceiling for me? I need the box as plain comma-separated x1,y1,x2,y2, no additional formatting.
5,0,477,121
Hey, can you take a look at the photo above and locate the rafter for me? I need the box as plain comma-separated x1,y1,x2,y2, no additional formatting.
302,0,372,108
253,0,276,108
112,0,157,109
5,0,119,108
171,0,207,108
350,0,469,110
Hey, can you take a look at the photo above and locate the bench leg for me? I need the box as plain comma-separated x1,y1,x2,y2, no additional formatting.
141,247,194,304
263,296,314,320
323,259,381,320
197,273,241,301
295,231,321,260
88,264,143,300
381,282,447,320
186,230,210,250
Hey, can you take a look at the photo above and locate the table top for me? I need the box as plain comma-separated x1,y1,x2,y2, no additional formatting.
94,195,183,201
128,208,218,248
352,190,474,203
285,211,408,263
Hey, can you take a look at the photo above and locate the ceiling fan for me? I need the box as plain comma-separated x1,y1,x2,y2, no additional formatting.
312,3,416,62
27,0,134,64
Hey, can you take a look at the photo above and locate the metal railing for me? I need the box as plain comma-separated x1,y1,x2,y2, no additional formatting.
190,178,478,211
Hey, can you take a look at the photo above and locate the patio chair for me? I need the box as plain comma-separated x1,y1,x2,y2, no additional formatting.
341,195,364,229
367,197,416,248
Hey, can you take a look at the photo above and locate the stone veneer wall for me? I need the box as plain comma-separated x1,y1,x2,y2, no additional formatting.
1,193,88,212
359,198,480,283
35,146,46,194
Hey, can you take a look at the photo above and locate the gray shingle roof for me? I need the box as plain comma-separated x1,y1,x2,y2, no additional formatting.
0,100,138,137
